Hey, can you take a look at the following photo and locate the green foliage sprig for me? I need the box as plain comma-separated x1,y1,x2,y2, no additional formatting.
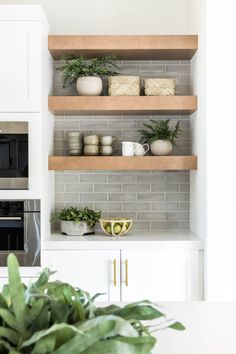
0,254,185,353
138,119,182,146
57,55,120,87
53,206,101,228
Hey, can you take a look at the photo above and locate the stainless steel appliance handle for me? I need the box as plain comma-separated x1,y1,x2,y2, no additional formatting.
0,217,22,220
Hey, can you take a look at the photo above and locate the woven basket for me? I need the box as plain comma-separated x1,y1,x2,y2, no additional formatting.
108,76,140,96
144,78,176,96
108,84,140,96
108,76,140,85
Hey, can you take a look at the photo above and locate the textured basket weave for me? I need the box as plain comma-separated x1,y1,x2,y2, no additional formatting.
108,76,140,85
144,78,176,96
108,84,140,96
108,76,140,96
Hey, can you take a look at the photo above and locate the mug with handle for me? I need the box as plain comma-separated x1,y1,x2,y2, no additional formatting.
134,143,149,156
122,141,135,156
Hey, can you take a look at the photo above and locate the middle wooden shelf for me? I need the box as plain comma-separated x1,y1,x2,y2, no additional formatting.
48,95,197,116
48,156,197,171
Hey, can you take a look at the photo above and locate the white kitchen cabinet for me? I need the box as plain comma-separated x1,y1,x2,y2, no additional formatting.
43,250,120,302
121,249,199,302
0,17,42,112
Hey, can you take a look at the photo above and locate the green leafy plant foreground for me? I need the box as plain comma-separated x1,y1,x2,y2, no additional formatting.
57,55,119,87
0,254,185,353
139,119,182,146
53,207,101,228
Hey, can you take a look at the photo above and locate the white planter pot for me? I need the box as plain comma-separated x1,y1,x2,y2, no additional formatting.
150,140,173,156
61,221,95,236
76,76,103,96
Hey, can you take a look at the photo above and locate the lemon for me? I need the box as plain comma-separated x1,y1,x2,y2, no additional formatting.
105,225,112,234
113,223,122,234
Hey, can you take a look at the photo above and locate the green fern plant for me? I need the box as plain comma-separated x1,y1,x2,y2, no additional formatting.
138,119,182,146
57,55,120,88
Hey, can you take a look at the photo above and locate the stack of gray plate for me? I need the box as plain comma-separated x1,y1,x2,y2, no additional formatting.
67,131,83,155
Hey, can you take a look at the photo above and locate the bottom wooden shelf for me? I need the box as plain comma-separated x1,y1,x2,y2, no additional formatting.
48,156,197,171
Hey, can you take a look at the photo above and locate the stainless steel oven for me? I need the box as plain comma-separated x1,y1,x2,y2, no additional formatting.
0,122,28,189
0,200,40,266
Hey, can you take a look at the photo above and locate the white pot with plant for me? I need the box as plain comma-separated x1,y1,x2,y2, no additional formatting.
53,206,101,236
138,119,182,156
57,55,119,96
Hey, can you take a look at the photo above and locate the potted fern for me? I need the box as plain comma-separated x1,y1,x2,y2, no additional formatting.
57,55,119,96
0,254,185,353
53,206,101,236
139,119,182,156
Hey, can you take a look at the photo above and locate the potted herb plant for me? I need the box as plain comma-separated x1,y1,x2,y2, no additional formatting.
138,119,182,156
0,254,185,353
53,206,101,236
57,55,119,96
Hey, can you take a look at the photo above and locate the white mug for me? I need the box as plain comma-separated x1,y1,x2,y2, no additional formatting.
133,143,149,156
100,145,113,156
122,141,135,156
100,136,117,146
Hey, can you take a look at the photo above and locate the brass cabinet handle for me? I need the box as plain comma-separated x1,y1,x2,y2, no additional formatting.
113,259,117,287
125,259,128,286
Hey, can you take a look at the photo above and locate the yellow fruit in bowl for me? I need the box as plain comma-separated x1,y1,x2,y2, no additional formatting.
113,223,122,234
105,224,112,234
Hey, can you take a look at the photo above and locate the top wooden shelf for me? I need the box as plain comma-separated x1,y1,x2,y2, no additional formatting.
48,35,198,60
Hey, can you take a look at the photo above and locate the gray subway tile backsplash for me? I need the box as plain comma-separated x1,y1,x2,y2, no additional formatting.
53,60,191,232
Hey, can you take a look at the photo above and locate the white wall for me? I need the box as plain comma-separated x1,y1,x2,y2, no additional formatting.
0,0,191,34
206,0,236,300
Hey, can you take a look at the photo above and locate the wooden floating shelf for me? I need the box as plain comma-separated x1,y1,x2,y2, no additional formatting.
48,35,198,60
48,156,197,171
49,96,197,116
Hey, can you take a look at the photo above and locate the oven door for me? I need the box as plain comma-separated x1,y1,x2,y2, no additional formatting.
0,215,24,251
0,134,28,189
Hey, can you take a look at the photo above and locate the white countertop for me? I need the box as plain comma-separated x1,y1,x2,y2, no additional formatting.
43,231,204,250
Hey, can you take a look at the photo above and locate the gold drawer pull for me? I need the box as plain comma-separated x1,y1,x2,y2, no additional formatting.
125,259,129,286
113,259,117,287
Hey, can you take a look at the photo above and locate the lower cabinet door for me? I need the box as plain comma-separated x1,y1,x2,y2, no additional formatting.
121,249,199,302
43,250,120,302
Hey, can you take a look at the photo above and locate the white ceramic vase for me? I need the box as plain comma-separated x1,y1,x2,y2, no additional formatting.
76,76,103,96
151,140,173,156
61,221,95,236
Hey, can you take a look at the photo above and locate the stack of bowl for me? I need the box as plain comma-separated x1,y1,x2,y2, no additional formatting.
83,135,100,156
67,131,83,156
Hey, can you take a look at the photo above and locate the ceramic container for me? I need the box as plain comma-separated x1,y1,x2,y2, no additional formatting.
150,140,173,156
61,220,95,236
100,145,114,156
122,141,135,156
84,135,100,145
133,142,149,156
84,145,99,156
76,76,103,96
100,136,117,146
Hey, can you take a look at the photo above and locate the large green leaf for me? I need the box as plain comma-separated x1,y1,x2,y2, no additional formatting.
95,304,122,316
115,305,165,321
31,333,56,354
7,254,28,328
21,323,80,349
81,335,156,354
0,326,19,345
0,339,13,352
0,309,20,332
77,315,138,338
52,319,115,354
0,294,7,309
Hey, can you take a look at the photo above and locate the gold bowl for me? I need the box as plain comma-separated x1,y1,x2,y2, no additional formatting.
100,218,133,236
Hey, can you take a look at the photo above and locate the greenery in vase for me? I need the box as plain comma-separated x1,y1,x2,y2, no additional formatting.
53,206,101,228
0,254,185,353
138,119,182,146
57,55,120,88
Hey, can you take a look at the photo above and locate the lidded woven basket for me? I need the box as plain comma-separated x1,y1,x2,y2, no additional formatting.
108,76,140,96
144,78,176,96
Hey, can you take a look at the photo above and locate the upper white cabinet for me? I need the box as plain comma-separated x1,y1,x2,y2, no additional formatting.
0,21,41,112
0,6,48,113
